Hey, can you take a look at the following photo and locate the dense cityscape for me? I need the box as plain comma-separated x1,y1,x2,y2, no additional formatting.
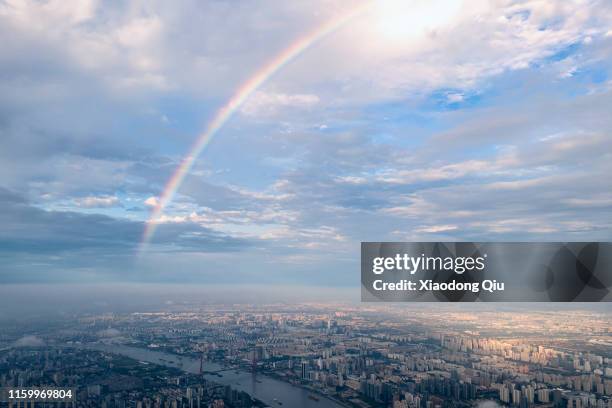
1,304,611,408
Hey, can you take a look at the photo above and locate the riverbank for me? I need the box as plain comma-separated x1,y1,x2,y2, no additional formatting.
82,343,345,408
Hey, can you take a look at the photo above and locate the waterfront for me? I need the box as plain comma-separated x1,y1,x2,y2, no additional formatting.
86,343,344,408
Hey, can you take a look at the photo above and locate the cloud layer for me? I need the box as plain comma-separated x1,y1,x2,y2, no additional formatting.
1,0,611,284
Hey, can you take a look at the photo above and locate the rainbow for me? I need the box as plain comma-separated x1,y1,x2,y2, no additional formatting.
140,2,372,250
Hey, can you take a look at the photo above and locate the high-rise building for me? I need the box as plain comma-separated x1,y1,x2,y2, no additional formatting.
301,360,309,379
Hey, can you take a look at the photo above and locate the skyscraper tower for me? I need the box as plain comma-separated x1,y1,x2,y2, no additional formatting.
301,360,309,379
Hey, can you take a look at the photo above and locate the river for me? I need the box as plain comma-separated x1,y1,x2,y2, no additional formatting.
85,343,345,408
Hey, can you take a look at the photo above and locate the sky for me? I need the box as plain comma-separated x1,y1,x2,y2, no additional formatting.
1,0,611,286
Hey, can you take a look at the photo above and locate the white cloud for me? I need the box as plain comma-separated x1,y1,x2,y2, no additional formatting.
114,16,163,49
0,0,97,25
144,196,159,207
241,91,320,117
334,175,368,185
2,0,610,103
272,0,612,102
562,196,612,208
74,195,119,208
376,160,493,184
414,224,458,233
446,92,465,103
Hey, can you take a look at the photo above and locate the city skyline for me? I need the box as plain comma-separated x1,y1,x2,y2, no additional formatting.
1,302,611,407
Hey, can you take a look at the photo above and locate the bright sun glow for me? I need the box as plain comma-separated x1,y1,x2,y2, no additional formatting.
374,0,463,41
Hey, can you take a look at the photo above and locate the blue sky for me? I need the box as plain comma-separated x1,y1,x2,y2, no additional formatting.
0,0,611,285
